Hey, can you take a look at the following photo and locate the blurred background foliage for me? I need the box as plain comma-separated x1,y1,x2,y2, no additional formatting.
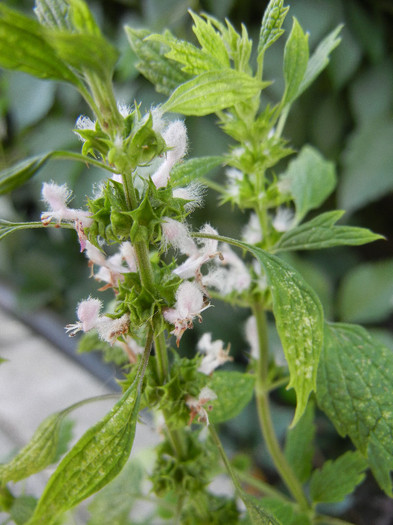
0,1,393,521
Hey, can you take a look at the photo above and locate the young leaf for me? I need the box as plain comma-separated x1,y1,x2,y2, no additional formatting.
281,145,336,222
170,155,225,187
316,322,393,496
282,18,309,106
67,0,101,35
189,11,230,68
338,259,393,323
28,381,141,524
10,495,37,525
242,493,282,525
209,372,255,424
162,70,268,116
297,25,342,97
274,210,384,252
0,153,53,194
284,400,315,483
0,5,79,85
0,412,68,484
310,450,368,504
243,243,324,427
125,27,190,96
34,0,72,30
258,0,289,57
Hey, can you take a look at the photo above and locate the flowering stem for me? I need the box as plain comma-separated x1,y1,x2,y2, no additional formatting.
252,298,309,509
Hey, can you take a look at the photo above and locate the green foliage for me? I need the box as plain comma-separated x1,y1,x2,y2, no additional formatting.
282,18,309,107
0,153,53,195
309,450,368,504
317,323,393,496
274,211,383,252
258,0,289,57
241,494,282,525
209,371,255,423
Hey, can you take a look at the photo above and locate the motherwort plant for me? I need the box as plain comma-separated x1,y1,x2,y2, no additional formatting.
0,1,391,524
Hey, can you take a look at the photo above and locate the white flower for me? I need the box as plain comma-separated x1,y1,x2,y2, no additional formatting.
65,297,129,345
186,386,217,425
272,207,295,232
203,245,251,295
74,115,95,142
172,182,205,211
197,333,232,375
151,120,187,189
242,213,263,244
85,241,137,288
163,281,210,346
244,315,259,359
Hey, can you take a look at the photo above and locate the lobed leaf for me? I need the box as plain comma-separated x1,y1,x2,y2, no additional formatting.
282,18,309,106
189,11,230,68
125,27,190,96
258,0,289,57
274,210,384,252
281,145,336,222
316,322,393,496
28,381,141,524
162,70,268,116
209,372,255,424
309,450,368,504
0,4,79,85
170,155,225,187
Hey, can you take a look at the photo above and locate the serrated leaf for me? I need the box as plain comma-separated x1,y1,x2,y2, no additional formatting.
242,494,282,525
48,31,118,79
310,451,367,504
162,70,268,116
281,145,336,222
147,33,222,75
189,11,230,68
240,242,324,427
34,0,72,30
338,259,393,324
0,153,53,194
209,372,255,423
316,322,393,496
258,0,289,57
28,380,141,524
125,27,190,96
274,211,383,252
0,412,66,484
171,155,225,187
282,18,309,106
284,400,315,483
297,25,342,97
0,5,79,85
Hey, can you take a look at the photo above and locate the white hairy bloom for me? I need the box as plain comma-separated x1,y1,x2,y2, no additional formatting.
172,182,205,211
272,207,295,232
186,386,217,425
244,315,259,359
197,333,232,375
85,241,137,287
203,245,251,295
242,213,263,244
152,120,187,189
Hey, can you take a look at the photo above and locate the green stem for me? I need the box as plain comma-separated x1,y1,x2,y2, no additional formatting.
234,468,292,502
209,424,244,496
252,299,309,509
153,329,169,385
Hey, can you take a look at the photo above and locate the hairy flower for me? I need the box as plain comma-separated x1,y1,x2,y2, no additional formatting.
163,281,210,346
272,207,295,232
151,120,187,189
203,245,251,295
197,333,232,375
84,241,137,288
186,386,217,425
242,213,263,244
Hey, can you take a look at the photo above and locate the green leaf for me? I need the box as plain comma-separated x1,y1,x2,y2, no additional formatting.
242,243,324,427
297,25,342,97
284,400,315,483
28,381,141,524
10,495,37,525
337,259,393,324
310,450,367,504
170,155,225,187
282,18,309,106
0,5,79,85
209,372,255,424
162,70,268,116
125,27,190,96
48,31,118,79
281,145,336,222
67,0,101,35
0,412,66,484
242,494,282,525
0,153,53,194
316,322,393,496
189,11,230,68
87,458,144,525
34,0,72,30
258,0,289,57
274,211,383,252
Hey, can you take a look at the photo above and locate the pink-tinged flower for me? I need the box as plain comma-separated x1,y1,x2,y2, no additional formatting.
151,120,187,189
186,386,217,425
197,333,232,375
203,245,251,295
172,182,205,211
163,281,210,346
120,242,138,272
65,297,129,345
84,241,137,288
41,182,93,251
